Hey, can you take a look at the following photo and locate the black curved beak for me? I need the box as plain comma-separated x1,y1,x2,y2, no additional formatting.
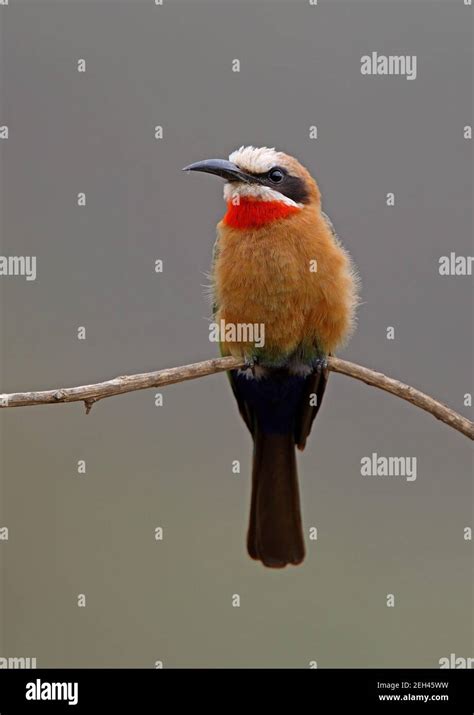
182,158,256,184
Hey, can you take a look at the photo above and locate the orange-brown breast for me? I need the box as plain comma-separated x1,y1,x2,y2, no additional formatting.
214,205,357,359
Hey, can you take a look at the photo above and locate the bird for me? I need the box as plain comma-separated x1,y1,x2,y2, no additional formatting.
183,146,359,568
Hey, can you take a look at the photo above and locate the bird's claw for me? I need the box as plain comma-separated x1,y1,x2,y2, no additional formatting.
244,356,258,370
313,356,328,374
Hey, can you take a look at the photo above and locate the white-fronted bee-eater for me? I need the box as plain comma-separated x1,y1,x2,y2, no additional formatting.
184,146,359,568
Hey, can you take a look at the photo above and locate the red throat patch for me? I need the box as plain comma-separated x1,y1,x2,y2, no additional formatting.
223,198,301,229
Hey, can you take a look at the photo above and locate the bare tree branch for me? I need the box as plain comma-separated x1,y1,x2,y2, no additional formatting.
328,357,473,440
0,356,472,440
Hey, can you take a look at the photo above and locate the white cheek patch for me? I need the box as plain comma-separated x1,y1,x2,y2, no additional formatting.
229,146,283,174
223,181,303,208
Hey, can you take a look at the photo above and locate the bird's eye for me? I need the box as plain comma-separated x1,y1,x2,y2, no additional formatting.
268,168,285,183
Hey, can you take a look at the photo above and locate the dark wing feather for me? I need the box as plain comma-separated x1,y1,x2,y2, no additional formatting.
293,210,340,448
227,369,255,435
294,367,329,450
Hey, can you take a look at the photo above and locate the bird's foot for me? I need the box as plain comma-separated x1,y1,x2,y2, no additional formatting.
244,356,258,370
240,355,265,379
312,356,328,374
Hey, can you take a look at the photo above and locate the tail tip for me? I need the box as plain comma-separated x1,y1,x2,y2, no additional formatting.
247,542,305,568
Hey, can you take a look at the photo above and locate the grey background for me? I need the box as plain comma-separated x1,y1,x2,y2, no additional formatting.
0,0,472,668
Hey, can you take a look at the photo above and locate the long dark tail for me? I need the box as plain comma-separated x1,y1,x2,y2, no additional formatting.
247,426,305,568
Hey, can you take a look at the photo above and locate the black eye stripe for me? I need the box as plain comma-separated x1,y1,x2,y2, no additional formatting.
242,166,286,179
277,175,310,204
234,165,311,204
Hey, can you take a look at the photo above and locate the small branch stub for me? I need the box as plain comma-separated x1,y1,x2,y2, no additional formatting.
84,398,97,415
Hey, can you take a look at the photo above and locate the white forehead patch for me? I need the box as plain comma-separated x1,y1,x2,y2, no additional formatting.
229,146,283,174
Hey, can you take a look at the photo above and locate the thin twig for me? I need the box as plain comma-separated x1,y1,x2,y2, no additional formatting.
0,356,472,440
328,357,473,440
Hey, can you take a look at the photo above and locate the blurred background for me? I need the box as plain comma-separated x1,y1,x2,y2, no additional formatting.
0,0,472,667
